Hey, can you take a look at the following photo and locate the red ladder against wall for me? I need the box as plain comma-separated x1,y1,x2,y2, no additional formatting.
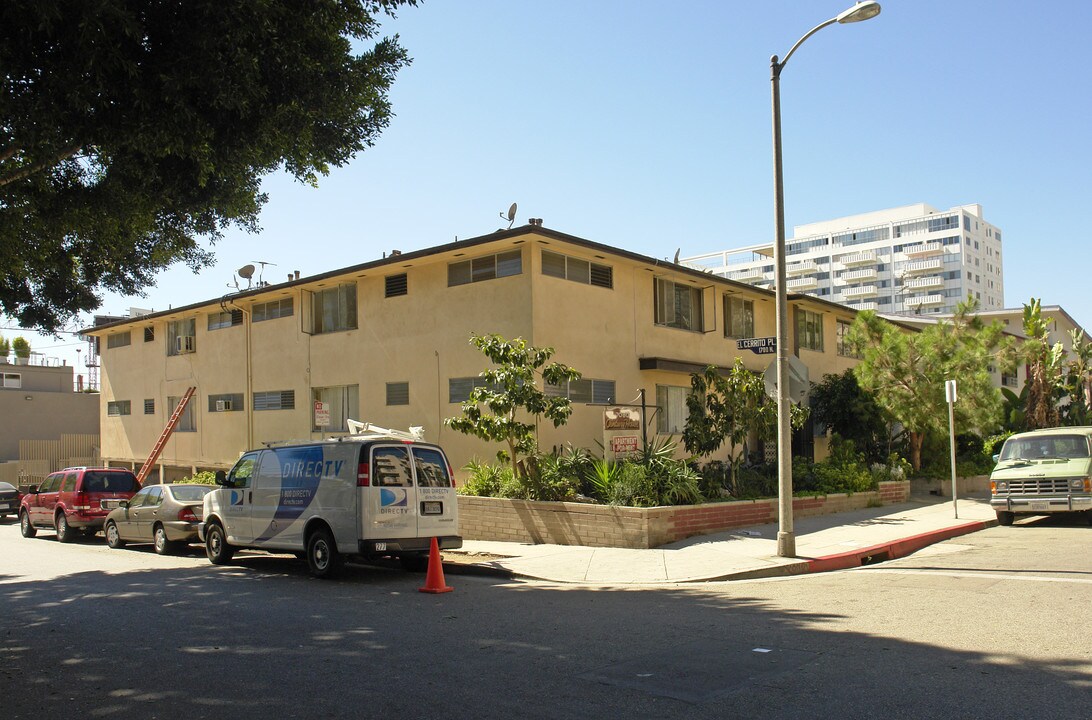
136,386,196,486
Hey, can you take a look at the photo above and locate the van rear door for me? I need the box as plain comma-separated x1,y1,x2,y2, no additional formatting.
360,444,419,541
410,446,458,539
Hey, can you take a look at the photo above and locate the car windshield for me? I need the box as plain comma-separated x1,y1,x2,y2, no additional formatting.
82,471,140,493
169,485,213,502
999,435,1090,461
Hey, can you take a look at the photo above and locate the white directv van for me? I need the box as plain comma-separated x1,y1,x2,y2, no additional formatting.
198,424,461,578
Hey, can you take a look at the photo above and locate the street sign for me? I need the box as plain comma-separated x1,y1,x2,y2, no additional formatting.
763,356,810,404
737,336,776,354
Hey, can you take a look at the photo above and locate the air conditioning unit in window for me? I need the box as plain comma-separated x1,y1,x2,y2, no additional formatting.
215,399,232,412
175,335,195,354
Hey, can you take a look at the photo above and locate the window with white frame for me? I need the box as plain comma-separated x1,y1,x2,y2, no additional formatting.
796,309,824,352
208,309,243,331
656,385,688,434
2,373,21,388
252,297,294,322
724,296,755,339
107,400,131,416
208,393,244,412
166,395,196,431
545,378,615,404
166,318,196,356
106,331,131,349
309,283,357,334
541,250,613,289
312,385,358,431
655,277,704,332
836,320,859,358
448,250,522,286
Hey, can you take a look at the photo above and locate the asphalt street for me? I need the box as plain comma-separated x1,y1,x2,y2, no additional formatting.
0,515,1088,720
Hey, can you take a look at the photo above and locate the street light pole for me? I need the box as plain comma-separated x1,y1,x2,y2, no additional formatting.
770,1,881,558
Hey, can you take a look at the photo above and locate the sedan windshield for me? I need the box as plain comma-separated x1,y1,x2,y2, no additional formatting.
999,435,1090,461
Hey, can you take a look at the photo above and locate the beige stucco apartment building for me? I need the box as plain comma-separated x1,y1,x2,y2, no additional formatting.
84,225,863,482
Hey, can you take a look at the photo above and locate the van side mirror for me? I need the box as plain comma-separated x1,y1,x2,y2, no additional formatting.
991,454,1000,463
215,470,229,486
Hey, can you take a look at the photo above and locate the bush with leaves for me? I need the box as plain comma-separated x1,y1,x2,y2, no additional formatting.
180,470,218,485
869,453,913,484
795,436,875,495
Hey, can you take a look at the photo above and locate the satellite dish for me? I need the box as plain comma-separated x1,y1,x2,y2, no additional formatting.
237,264,255,280
499,203,517,229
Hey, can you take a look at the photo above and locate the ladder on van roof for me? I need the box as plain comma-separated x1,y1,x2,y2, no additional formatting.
346,420,425,442
136,386,196,485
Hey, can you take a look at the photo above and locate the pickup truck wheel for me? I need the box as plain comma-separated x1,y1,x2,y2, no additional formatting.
306,528,343,579
205,523,235,565
996,511,1015,526
105,521,125,549
153,524,176,555
55,513,74,543
1085,509,1092,526
20,511,37,538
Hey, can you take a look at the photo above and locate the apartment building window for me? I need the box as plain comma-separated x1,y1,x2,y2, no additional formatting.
654,277,704,332
963,215,971,231
836,320,860,358
107,400,131,417
449,377,500,404
541,250,613,289
253,297,294,322
144,327,155,342
386,382,410,406
385,273,408,298
166,396,196,431
308,283,357,334
656,385,688,434
796,309,824,352
448,250,522,286
208,309,243,331
144,399,155,415
166,318,196,356
312,385,358,431
254,390,295,412
724,296,755,339
545,378,615,404
1001,371,1018,388
2,373,21,388
208,393,244,412
106,332,131,349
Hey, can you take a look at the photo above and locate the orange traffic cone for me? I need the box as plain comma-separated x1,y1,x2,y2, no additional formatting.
419,537,453,594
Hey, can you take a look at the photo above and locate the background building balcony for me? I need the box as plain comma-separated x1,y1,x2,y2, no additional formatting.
904,293,944,308
902,241,943,258
787,276,819,290
787,260,818,276
842,284,878,299
905,274,943,290
842,267,877,282
904,258,943,275
839,250,877,267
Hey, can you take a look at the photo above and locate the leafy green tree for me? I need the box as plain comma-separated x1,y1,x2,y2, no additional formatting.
1,1,417,332
848,299,1010,471
808,369,893,463
445,334,581,479
1061,329,1092,426
1020,299,1065,429
682,359,807,486
11,336,30,359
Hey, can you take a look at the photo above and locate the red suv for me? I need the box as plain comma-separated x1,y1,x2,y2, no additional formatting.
20,467,141,542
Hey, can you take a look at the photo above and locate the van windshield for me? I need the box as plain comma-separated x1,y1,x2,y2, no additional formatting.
82,472,140,493
999,435,1090,461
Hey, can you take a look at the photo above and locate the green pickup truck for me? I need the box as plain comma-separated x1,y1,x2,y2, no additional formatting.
989,427,1092,526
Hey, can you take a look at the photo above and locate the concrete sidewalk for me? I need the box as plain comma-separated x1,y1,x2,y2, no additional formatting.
442,494,997,585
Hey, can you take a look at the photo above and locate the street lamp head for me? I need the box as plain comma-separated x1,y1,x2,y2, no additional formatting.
836,1,881,24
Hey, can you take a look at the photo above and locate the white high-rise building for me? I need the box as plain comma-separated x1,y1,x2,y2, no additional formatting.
683,203,1004,315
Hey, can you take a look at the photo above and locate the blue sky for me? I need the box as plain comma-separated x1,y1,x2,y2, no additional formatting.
13,0,1092,372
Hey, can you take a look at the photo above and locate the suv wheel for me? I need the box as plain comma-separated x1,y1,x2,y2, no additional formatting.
205,523,235,565
55,513,74,543
20,511,37,538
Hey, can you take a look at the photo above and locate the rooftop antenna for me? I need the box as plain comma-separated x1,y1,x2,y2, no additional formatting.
499,202,517,230
252,260,276,287
237,264,256,289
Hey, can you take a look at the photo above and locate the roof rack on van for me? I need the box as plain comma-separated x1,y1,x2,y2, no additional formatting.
346,420,425,442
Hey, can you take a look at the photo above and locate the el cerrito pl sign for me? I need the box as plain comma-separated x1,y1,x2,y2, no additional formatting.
737,337,776,354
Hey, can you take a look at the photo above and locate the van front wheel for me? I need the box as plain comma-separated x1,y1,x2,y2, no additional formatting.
306,528,343,579
206,523,235,565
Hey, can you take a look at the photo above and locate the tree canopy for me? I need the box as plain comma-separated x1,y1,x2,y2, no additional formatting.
1,1,416,332
848,300,1012,470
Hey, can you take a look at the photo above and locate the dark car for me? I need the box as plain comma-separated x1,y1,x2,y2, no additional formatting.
104,483,213,554
20,467,141,542
0,481,20,520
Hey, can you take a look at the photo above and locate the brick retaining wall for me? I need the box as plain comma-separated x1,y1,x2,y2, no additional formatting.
457,480,910,549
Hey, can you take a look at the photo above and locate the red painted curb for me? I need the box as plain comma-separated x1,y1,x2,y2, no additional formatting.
804,520,991,574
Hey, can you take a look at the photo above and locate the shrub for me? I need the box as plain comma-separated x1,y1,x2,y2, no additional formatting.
181,470,218,485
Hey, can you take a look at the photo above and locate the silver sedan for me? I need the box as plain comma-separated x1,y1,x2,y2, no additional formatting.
104,483,213,554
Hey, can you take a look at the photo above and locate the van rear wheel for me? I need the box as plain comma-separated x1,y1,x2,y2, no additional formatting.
400,553,429,572
205,523,235,565
306,528,343,579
